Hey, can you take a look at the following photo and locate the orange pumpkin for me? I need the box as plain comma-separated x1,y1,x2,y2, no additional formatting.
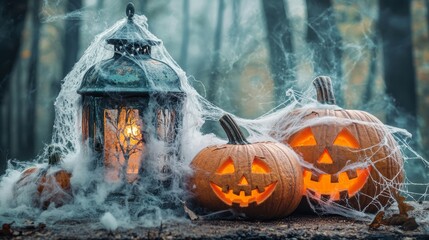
273,76,404,212
14,147,73,209
190,114,303,219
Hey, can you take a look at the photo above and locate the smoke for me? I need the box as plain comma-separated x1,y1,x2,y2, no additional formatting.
0,0,427,229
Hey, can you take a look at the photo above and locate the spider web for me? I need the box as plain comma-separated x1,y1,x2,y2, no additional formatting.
0,11,427,228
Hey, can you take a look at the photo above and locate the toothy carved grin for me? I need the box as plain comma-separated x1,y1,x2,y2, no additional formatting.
210,182,277,207
303,167,371,201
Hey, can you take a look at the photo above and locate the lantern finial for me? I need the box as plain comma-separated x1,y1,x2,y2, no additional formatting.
126,2,135,20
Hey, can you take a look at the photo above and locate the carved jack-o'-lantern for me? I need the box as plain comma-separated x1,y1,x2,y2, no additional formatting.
290,126,372,202
274,76,404,212
210,156,278,208
190,114,303,219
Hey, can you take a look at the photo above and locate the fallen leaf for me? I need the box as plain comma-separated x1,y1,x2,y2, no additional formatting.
369,198,420,232
369,211,384,230
1,221,15,236
383,214,408,226
393,192,414,216
401,217,419,231
38,223,46,230
183,202,199,221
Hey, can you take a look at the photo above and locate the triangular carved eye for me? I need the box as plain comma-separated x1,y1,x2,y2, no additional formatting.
251,157,271,173
289,128,317,147
333,129,359,149
216,157,235,174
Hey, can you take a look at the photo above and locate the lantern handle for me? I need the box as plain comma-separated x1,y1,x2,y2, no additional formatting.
126,2,135,20
313,76,336,105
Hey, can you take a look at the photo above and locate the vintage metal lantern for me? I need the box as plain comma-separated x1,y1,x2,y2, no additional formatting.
78,3,185,183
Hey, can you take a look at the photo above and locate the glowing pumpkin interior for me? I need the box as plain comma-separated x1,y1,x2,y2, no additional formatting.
290,127,371,201
210,157,277,207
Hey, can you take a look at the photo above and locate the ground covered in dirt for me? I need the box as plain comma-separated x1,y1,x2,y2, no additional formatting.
2,202,428,239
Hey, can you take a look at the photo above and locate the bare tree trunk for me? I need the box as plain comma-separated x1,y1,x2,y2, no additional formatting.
62,0,82,79
138,0,148,15
262,0,295,105
207,0,225,104
378,0,426,190
229,0,242,116
96,0,104,10
180,0,190,71
363,31,378,103
26,0,41,158
0,88,13,172
0,0,28,103
17,61,25,158
378,0,416,132
230,0,241,42
0,0,28,170
421,0,429,161
306,0,343,104
426,0,429,31
48,0,83,145
11,61,21,157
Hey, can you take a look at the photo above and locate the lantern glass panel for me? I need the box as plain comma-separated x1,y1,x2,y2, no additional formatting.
104,108,144,182
82,105,90,140
156,108,176,143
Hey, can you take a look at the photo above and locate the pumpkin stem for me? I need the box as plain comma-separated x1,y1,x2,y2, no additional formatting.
48,145,62,165
219,114,250,145
313,76,336,105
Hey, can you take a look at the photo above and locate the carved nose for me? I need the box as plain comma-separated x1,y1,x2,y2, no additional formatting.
238,175,249,185
318,148,333,164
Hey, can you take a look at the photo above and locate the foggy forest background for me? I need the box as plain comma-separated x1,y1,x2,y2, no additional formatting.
0,0,428,187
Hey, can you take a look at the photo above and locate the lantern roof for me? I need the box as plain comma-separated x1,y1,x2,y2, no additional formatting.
106,3,161,47
77,3,183,97
78,56,182,96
